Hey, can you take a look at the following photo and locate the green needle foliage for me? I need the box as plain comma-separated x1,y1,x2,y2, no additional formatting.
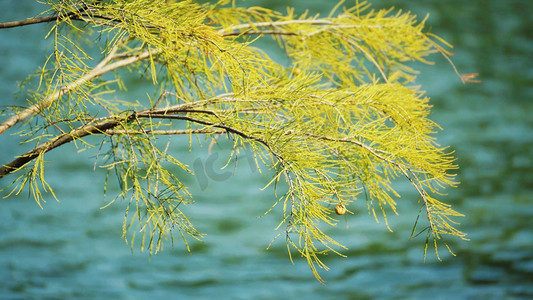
0,0,471,282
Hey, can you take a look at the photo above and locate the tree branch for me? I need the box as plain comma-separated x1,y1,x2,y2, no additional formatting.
218,20,335,34
221,30,298,37
0,117,126,178
0,15,58,29
0,5,117,29
0,107,276,178
140,113,269,146
0,12,81,29
105,129,226,135
0,47,160,136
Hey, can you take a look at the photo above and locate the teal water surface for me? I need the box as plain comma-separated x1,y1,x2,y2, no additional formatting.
1,1,532,299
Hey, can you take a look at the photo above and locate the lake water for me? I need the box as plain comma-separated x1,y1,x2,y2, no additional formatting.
1,1,532,299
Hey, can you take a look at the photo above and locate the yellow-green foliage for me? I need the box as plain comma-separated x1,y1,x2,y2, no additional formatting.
0,0,468,283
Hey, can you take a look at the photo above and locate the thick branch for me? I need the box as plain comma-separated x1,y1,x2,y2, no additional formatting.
0,108,274,178
0,118,125,178
0,6,116,29
0,12,81,29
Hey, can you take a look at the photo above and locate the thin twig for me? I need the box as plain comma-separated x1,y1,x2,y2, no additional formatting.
105,129,225,135
222,30,298,37
218,19,335,34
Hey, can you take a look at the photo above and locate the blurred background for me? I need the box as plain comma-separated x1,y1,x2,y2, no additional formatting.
1,1,532,299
